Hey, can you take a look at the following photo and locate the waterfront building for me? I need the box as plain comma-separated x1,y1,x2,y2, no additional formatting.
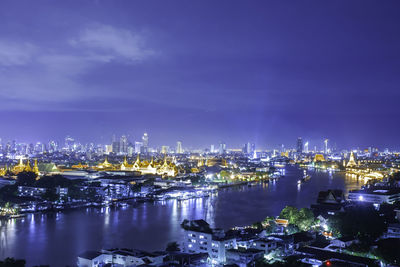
346,151,357,167
118,154,177,177
0,164,7,176
11,158,37,174
313,154,325,162
181,220,282,265
348,188,400,204
18,186,46,197
96,157,113,170
182,220,236,264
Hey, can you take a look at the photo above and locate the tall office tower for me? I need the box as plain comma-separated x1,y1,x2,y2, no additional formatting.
324,139,329,154
142,132,149,153
120,135,128,154
250,143,255,154
65,136,75,151
210,144,215,153
219,142,226,154
176,141,183,154
296,137,303,153
304,141,309,153
112,139,120,154
135,141,143,154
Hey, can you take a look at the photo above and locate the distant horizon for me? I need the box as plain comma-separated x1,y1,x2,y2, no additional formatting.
0,133,397,152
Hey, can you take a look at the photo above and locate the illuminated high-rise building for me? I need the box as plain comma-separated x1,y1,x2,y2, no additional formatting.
210,144,215,153
112,140,120,154
120,135,128,154
135,141,143,154
219,142,226,154
176,141,183,154
324,139,329,154
142,132,149,153
304,141,309,153
296,137,303,153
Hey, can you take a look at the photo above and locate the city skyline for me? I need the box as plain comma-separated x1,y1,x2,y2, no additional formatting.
0,133,395,152
0,1,400,148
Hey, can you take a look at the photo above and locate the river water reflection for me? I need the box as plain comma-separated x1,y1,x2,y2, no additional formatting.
0,166,362,266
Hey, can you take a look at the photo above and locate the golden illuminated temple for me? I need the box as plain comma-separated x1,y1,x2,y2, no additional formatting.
95,155,178,177
0,158,41,176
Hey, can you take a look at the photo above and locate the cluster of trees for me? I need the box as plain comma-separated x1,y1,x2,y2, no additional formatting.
279,206,316,231
0,257,51,267
327,205,386,243
0,258,25,267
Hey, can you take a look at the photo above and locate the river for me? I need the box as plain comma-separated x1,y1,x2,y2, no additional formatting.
0,166,362,266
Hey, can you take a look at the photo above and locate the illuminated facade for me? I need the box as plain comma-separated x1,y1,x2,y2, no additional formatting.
346,151,357,167
95,155,178,177
0,164,7,176
313,154,325,162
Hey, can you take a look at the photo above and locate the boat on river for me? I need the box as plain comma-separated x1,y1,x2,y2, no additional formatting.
298,170,311,184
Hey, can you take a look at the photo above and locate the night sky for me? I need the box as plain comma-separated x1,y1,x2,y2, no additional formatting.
0,1,399,149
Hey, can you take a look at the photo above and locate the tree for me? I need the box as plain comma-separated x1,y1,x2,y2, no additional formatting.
375,238,400,265
41,189,59,202
0,258,25,267
16,171,37,186
166,241,180,252
279,206,299,225
296,208,315,231
279,206,315,231
328,206,386,244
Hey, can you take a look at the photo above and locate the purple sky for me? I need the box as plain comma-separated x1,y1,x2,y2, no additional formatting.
0,1,399,149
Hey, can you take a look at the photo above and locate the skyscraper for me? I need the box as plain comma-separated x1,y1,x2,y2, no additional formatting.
219,142,226,154
324,139,329,154
176,141,183,154
135,141,143,153
304,141,309,153
296,137,303,153
112,140,120,154
120,135,128,154
142,132,149,153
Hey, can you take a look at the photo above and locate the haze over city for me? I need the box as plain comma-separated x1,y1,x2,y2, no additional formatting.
1,1,400,148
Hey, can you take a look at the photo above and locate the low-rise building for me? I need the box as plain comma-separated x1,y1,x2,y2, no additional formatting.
17,186,46,197
77,248,167,267
348,188,400,204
